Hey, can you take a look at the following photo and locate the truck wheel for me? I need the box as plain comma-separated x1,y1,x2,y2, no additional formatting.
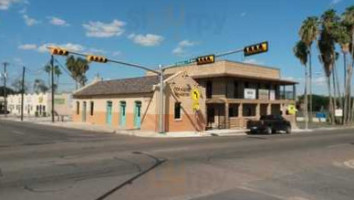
265,127,272,135
285,126,291,134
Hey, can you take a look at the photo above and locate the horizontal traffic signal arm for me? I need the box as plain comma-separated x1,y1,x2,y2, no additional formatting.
49,46,69,56
196,54,215,65
244,41,268,57
86,55,108,63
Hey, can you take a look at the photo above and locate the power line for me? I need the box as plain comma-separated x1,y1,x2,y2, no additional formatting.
54,58,78,83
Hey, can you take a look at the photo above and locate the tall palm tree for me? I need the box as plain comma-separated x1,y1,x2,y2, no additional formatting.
33,79,49,94
333,22,351,124
293,40,309,129
44,64,51,86
66,55,90,89
318,9,339,124
342,6,354,122
299,16,319,123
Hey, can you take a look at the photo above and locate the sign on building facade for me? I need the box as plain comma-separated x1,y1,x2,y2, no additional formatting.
244,88,256,99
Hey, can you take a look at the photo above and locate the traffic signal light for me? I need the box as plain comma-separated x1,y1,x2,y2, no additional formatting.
244,41,268,57
86,55,108,63
49,46,69,56
196,54,215,65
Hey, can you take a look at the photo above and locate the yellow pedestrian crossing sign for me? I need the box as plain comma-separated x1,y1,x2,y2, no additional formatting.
192,88,200,111
287,104,297,115
192,89,200,101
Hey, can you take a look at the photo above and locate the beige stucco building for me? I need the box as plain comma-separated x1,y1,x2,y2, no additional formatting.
7,93,72,117
72,60,297,132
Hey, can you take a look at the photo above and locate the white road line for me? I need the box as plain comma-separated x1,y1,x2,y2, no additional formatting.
11,130,25,135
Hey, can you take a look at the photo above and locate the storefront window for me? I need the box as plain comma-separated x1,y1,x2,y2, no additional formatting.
90,101,94,116
76,101,80,114
174,102,181,119
206,81,212,98
243,104,256,117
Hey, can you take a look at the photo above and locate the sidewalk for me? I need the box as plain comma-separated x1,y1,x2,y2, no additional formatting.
1,115,352,138
0,115,248,138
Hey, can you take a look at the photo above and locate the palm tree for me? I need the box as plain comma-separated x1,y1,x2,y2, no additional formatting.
318,9,339,124
333,22,351,124
33,79,49,94
66,55,90,89
342,6,354,122
44,64,51,86
299,16,319,122
293,40,309,129
54,65,62,86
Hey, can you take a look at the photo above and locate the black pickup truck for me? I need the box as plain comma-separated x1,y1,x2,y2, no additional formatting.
247,115,292,134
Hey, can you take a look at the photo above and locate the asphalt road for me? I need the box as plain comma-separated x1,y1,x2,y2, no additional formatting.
1,120,354,200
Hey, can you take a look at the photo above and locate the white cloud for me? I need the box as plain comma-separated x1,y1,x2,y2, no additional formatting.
313,76,327,86
243,58,264,65
112,51,121,57
18,43,37,50
83,19,125,38
49,16,69,26
37,43,85,53
19,42,112,56
172,40,196,55
240,12,247,17
128,33,164,46
330,0,341,5
23,14,40,26
86,48,106,54
0,0,24,10
283,76,296,81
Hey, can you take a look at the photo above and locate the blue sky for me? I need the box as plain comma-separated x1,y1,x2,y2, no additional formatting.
0,0,352,94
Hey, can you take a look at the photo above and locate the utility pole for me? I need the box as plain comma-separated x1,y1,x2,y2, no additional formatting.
51,55,55,123
3,62,8,118
20,66,25,121
159,64,165,134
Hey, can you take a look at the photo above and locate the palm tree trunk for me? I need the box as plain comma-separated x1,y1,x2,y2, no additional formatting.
326,75,335,124
347,65,353,122
309,50,313,123
334,63,342,110
350,30,354,123
304,66,309,129
332,67,337,113
343,52,348,124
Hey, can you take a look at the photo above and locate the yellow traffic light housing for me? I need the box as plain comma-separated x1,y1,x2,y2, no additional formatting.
49,46,69,56
86,55,108,63
244,41,268,57
196,54,215,65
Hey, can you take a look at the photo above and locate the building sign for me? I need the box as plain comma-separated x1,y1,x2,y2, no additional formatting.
244,88,256,99
54,98,65,105
258,89,269,100
335,109,343,117
173,86,191,98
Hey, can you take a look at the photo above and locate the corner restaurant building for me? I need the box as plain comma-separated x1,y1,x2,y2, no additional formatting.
72,60,297,132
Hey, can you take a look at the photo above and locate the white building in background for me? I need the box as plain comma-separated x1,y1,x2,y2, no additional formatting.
7,93,72,117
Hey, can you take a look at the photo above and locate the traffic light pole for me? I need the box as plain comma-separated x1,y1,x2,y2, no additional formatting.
159,65,164,134
20,66,25,121
3,62,8,118
51,55,55,123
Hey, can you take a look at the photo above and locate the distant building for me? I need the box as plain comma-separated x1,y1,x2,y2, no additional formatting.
7,93,72,117
72,60,297,132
